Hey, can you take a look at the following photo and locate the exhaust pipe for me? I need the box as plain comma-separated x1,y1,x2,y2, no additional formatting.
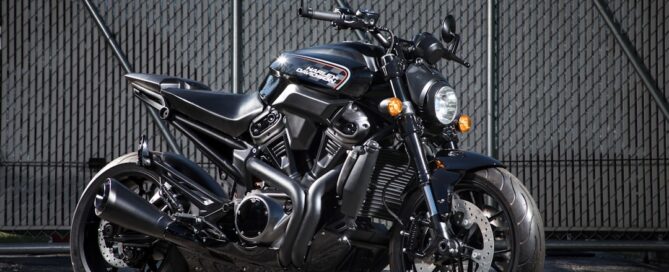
292,165,341,266
94,178,201,250
246,157,305,267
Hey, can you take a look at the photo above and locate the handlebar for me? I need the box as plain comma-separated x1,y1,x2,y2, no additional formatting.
298,7,469,67
299,7,390,48
298,7,379,32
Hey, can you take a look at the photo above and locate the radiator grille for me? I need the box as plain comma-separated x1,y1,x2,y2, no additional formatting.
359,149,416,220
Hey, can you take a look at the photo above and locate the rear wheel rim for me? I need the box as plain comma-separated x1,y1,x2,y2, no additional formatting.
78,173,168,271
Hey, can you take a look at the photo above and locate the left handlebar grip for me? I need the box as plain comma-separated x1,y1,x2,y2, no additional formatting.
298,8,342,21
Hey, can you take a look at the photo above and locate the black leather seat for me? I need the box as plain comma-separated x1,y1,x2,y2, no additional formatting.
162,88,264,137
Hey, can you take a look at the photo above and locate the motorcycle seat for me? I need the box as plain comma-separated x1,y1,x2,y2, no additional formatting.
162,88,264,137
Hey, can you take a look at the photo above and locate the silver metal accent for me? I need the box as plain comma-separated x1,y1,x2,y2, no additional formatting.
452,199,494,272
235,193,290,244
138,136,152,167
486,0,496,157
97,220,129,268
422,185,440,217
418,79,439,107
232,0,242,93
402,101,416,115
338,235,351,246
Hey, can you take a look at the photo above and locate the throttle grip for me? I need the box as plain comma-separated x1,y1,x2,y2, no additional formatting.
298,8,342,21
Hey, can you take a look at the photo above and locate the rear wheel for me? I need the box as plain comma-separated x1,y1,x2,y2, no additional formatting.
389,167,544,271
70,153,188,272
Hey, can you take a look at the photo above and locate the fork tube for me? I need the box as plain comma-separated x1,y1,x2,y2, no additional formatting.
381,54,448,238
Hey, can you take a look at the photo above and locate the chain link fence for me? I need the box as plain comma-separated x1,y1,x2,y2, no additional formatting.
496,0,669,239
0,0,667,243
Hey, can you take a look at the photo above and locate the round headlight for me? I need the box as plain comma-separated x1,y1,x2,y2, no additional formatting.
432,85,458,124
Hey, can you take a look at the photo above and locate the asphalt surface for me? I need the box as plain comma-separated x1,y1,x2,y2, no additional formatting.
0,252,668,271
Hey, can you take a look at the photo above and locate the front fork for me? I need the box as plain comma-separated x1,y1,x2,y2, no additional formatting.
382,54,451,239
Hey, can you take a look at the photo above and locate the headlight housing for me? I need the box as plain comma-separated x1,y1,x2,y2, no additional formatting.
426,84,458,124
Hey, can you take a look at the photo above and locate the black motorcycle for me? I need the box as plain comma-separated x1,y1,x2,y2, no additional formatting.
71,5,544,272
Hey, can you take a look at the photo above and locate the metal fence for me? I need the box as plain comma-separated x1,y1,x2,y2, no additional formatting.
0,0,667,243
497,0,669,240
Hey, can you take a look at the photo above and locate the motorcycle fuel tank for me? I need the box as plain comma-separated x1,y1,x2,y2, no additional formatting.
269,42,382,97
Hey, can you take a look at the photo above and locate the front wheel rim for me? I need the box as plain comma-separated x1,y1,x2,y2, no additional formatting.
397,180,515,272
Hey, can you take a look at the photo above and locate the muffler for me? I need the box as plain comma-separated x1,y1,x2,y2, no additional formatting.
94,178,201,250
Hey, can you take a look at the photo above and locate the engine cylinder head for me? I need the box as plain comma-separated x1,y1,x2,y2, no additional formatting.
329,103,370,145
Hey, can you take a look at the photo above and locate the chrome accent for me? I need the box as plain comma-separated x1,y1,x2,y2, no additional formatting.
97,220,129,268
418,79,439,107
235,193,290,244
402,101,416,114
452,199,494,271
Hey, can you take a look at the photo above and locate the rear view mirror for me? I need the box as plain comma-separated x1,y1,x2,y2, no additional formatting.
441,15,457,43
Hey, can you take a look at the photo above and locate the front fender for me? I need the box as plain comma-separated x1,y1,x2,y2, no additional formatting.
429,150,503,213
434,150,503,172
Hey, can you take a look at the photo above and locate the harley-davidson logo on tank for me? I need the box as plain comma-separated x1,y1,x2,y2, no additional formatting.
272,53,350,90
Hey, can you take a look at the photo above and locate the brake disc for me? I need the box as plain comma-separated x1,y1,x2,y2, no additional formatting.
452,199,494,272
97,219,129,268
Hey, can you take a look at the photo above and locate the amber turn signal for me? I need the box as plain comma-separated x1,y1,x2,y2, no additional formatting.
379,97,403,117
456,114,472,133
434,160,445,169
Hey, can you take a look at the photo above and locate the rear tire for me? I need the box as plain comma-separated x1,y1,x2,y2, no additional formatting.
70,153,189,272
389,167,544,271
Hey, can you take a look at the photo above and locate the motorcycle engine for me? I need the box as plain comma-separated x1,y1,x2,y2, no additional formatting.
249,108,291,172
235,193,289,244
328,103,371,145
308,103,370,177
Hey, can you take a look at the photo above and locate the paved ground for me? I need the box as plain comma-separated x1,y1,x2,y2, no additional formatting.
0,252,668,271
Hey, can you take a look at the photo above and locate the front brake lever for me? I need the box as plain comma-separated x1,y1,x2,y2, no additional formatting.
443,51,470,68
449,54,471,68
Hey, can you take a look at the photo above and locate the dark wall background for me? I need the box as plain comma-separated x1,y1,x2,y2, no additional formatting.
0,0,667,241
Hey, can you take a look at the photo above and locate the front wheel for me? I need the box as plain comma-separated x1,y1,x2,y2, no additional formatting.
389,167,544,272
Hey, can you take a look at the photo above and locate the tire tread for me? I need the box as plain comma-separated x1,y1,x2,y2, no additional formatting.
472,168,544,271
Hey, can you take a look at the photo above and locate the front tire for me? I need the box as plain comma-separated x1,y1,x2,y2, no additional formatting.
389,167,544,271
70,153,188,272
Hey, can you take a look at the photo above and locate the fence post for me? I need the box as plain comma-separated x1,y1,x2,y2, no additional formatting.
593,0,669,121
486,0,498,158
232,0,242,93
82,0,181,154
